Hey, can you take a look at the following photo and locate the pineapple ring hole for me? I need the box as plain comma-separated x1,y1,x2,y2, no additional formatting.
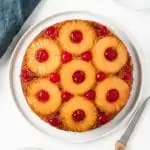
106,89,119,102
70,30,83,43
104,47,118,61
35,49,49,63
72,109,86,122
72,70,85,84
36,89,50,102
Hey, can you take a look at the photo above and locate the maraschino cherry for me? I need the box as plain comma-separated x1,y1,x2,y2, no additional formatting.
72,70,85,84
48,117,61,128
93,23,110,36
84,90,96,100
45,26,58,39
61,91,73,102
96,71,106,82
106,89,119,102
104,48,117,61
70,30,83,43
72,109,86,122
98,112,109,125
49,72,60,83
36,90,50,102
61,51,72,63
21,68,34,82
119,66,132,81
36,49,49,63
81,51,92,61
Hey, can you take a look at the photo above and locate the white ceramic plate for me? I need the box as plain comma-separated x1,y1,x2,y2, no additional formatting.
9,11,141,143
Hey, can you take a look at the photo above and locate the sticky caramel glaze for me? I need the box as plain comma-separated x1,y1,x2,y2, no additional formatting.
20,20,133,132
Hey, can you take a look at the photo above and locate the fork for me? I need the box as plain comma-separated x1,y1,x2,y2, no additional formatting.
115,96,150,150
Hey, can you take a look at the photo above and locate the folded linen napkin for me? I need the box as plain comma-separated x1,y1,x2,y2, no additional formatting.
0,0,40,58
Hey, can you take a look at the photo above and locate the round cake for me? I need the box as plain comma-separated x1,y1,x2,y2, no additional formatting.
20,20,133,132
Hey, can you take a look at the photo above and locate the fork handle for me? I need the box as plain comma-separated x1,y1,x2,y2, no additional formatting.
115,96,150,150
115,141,126,150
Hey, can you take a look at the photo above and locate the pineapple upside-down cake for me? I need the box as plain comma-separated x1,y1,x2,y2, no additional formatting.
20,20,133,132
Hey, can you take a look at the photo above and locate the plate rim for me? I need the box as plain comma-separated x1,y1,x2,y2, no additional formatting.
9,11,142,143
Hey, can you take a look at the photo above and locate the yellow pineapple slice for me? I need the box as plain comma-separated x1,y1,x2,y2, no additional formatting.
58,20,96,55
60,60,96,95
26,37,61,76
26,78,61,115
95,76,130,114
92,36,128,73
60,96,97,132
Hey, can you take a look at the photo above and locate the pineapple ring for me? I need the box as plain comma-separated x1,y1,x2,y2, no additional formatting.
60,96,97,132
26,78,61,115
92,36,128,73
26,37,61,76
95,76,130,114
60,60,96,95
58,20,96,55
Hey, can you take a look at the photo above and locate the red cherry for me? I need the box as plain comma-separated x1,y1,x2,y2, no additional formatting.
96,71,106,81
93,23,110,36
36,90,50,102
61,51,72,63
119,66,132,81
106,89,119,102
123,71,131,80
81,51,92,61
49,72,60,83
36,49,49,63
72,70,85,84
84,90,96,100
48,117,60,128
61,91,73,102
70,30,83,43
72,109,86,122
104,47,117,61
21,68,34,82
45,26,58,39
104,48,117,61
98,112,109,125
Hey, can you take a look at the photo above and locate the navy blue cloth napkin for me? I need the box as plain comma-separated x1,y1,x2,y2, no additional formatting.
0,0,40,58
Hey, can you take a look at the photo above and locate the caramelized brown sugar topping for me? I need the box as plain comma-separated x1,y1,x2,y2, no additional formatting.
21,20,133,132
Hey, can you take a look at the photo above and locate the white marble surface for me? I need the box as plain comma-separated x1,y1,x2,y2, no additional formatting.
115,0,150,10
1,0,150,149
